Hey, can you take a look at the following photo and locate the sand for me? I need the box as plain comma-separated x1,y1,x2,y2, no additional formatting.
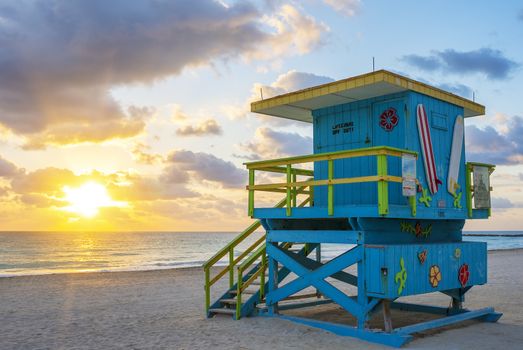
1,249,522,350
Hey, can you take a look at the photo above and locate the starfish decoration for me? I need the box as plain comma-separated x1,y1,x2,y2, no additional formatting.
418,187,432,207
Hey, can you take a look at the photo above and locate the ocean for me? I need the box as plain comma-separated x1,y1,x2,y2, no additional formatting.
1,231,522,278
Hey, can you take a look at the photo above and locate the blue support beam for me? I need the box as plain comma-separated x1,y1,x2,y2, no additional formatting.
267,230,362,244
394,307,500,335
266,244,363,318
274,314,413,348
284,250,358,286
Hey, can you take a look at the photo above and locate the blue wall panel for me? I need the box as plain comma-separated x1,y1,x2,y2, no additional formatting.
364,242,487,298
311,91,467,220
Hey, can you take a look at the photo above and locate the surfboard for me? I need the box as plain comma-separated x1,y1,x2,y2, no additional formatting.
447,115,464,195
417,104,441,194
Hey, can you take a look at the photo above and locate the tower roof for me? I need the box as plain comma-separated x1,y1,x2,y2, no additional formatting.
251,70,484,123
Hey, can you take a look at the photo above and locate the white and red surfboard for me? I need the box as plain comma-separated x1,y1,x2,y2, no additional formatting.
447,115,464,195
417,104,442,194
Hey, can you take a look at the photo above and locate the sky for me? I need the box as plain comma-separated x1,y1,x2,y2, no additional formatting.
0,0,522,231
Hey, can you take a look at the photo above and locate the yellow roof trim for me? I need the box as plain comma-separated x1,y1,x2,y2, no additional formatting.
251,70,485,122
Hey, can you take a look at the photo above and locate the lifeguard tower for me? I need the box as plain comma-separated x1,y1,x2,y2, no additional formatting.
203,70,501,347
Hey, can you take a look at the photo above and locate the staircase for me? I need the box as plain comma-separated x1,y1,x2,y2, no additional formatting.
203,187,312,320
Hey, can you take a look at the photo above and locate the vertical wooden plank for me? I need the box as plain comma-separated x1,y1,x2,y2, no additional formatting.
286,164,292,216
409,195,417,217
248,169,255,216
268,243,279,315
377,154,389,215
315,244,321,297
383,299,393,333
204,268,210,315
229,248,234,289
465,163,473,217
260,254,266,300
328,159,334,215
236,267,242,320
292,172,297,207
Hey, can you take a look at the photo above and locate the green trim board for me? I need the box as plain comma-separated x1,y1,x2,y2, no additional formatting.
251,70,485,122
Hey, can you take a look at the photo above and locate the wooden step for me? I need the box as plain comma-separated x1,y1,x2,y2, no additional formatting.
209,308,235,315
220,298,238,305
230,288,258,295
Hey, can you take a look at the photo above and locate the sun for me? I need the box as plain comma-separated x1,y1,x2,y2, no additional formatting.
62,181,123,218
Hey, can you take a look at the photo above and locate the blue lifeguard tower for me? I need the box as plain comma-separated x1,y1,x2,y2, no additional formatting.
203,70,501,347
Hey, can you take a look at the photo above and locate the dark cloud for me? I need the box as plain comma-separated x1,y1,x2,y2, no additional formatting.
239,127,312,159
435,83,473,99
403,48,519,80
176,119,222,136
403,56,440,71
0,155,20,177
491,197,514,209
466,116,523,165
0,1,325,147
164,150,247,188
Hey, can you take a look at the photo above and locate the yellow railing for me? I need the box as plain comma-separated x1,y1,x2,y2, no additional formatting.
245,146,418,217
203,186,311,315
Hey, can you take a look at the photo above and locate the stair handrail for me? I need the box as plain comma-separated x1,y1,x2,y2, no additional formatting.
204,183,311,314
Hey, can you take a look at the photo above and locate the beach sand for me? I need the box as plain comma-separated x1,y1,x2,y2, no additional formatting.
1,249,522,349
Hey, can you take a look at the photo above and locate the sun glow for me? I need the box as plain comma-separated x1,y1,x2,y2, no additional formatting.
62,182,124,218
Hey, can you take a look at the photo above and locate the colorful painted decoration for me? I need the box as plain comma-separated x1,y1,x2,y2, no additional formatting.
452,190,462,209
458,264,470,287
419,187,432,207
418,250,427,264
454,248,461,259
429,265,442,288
400,221,432,238
417,104,442,194
379,108,399,131
395,257,407,295
448,115,464,195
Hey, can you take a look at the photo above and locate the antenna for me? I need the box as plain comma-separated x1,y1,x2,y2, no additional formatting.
472,91,475,102
372,57,375,72
260,88,264,100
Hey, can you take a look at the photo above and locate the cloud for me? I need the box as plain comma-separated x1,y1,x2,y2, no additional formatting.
491,197,514,209
176,119,222,136
0,155,20,177
322,0,360,17
131,142,164,165
8,166,196,209
254,70,335,101
239,127,312,160
466,115,523,165
253,4,328,60
0,1,327,147
164,150,247,188
435,83,473,99
403,48,519,79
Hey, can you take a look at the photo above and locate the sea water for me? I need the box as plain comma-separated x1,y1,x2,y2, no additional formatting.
0,231,521,277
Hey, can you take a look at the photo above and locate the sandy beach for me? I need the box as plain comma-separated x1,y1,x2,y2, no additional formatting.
1,249,522,350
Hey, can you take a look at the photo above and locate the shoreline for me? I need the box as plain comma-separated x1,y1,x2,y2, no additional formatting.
1,247,522,280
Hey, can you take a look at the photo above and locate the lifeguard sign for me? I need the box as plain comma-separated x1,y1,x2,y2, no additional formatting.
204,70,500,347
